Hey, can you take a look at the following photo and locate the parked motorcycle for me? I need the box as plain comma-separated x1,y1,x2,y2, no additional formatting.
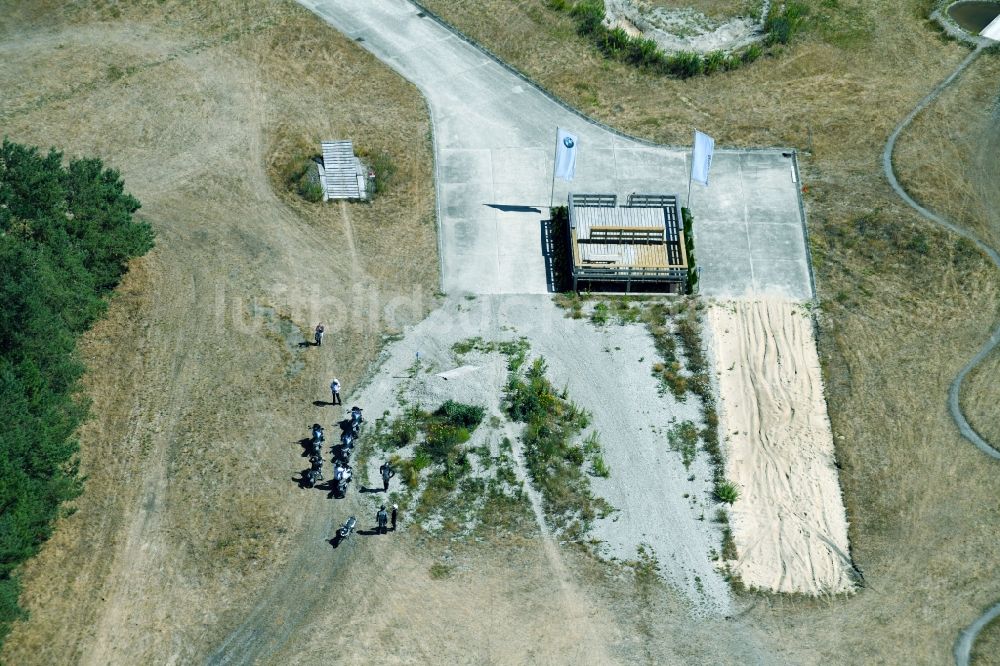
349,406,364,437
333,515,357,547
333,463,353,498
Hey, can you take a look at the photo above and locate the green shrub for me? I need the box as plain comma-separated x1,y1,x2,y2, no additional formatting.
742,43,763,63
666,51,704,78
420,422,470,464
682,207,698,295
714,479,741,504
765,1,809,45
590,454,611,477
667,420,700,468
591,301,610,325
704,50,726,74
434,400,485,429
571,0,606,35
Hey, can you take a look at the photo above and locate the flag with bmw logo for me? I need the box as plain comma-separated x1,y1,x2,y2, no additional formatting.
554,128,578,181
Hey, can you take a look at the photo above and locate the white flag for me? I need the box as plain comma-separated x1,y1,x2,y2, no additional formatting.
982,15,1000,40
554,128,578,182
691,130,714,186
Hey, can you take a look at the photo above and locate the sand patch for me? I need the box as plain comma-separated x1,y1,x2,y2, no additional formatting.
708,299,854,594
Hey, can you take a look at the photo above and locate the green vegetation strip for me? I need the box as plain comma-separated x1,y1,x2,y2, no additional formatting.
549,0,809,78
504,356,611,539
0,139,154,642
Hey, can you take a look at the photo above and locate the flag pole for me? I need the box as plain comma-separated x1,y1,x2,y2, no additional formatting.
686,133,694,206
549,127,559,209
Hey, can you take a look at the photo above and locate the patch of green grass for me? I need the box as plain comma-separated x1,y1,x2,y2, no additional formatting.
590,301,610,325
504,356,611,531
429,562,454,579
356,147,394,199
667,419,700,468
714,479,741,504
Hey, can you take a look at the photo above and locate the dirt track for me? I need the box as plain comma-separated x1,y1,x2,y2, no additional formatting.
0,4,437,663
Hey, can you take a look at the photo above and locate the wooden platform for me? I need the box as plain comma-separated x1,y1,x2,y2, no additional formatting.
566,192,688,292
320,140,367,200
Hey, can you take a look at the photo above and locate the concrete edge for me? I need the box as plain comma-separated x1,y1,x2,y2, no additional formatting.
791,150,818,301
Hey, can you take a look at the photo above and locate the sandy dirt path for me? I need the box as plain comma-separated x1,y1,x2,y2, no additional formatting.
707,299,854,594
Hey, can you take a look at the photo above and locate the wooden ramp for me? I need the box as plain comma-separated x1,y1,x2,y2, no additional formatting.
320,140,366,200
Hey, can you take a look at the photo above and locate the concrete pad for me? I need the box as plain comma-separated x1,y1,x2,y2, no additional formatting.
303,0,814,301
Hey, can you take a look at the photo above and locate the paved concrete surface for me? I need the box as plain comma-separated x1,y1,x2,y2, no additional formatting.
299,0,813,300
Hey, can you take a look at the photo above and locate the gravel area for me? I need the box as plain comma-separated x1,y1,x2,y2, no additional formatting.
350,295,732,615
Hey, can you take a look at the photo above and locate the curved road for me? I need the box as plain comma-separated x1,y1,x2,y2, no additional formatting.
881,44,1000,665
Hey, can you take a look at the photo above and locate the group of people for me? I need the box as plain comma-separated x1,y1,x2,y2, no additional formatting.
304,325,401,536
375,503,398,534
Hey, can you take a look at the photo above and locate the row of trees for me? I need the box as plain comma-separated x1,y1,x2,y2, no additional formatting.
0,139,154,642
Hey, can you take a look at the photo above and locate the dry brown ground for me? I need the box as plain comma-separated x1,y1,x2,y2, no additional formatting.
896,53,1000,451
3,0,999,662
417,0,1000,661
0,1,437,662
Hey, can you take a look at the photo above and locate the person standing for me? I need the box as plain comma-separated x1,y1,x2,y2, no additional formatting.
379,461,395,492
376,505,388,535
314,323,325,346
330,378,342,406
391,504,398,531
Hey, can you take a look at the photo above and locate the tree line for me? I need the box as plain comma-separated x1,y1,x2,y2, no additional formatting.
0,139,154,643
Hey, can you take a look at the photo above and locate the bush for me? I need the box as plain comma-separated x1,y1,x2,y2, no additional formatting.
667,420,700,468
682,207,698,295
590,455,611,477
434,400,485,429
714,479,741,504
704,50,726,75
764,1,809,46
571,0,606,35
666,51,704,78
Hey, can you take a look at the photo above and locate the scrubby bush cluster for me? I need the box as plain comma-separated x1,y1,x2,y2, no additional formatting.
549,0,809,78
504,356,611,536
374,400,485,491
0,139,154,642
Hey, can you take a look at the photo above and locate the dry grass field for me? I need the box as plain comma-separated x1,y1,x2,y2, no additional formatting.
0,1,437,662
896,53,1000,451
2,0,999,662
416,0,1000,661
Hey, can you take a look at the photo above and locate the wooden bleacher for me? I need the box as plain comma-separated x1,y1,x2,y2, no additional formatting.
588,225,665,244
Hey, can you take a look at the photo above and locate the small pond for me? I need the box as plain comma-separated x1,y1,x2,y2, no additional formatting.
948,1,1000,33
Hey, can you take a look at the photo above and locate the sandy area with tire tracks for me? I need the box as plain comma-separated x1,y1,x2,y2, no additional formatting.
708,299,854,594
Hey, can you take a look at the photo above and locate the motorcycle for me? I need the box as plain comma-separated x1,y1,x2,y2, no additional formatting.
338,430,354,461
333,463,353,498
301,468,319,489
349,406,364,437
337,516,358,541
